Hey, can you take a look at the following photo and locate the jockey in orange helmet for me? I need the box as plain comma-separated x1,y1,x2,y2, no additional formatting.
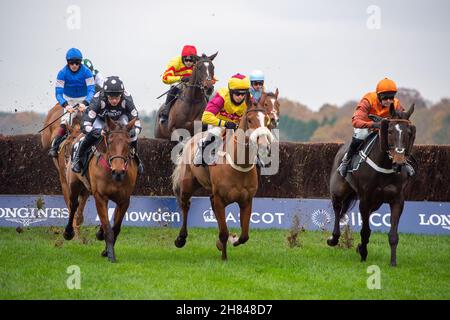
338,78,414,177
193,73,251,166
159,45,198,123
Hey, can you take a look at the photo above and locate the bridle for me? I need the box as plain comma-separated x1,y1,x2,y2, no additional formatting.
382,118,412,160
103,130,130,170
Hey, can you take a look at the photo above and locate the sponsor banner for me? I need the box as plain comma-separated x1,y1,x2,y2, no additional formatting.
0,195,449,235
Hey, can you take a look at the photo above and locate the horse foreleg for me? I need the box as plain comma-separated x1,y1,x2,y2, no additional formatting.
63,181,82,241
233,200,252,247
94,193,115,262
357,201,371,262
111,199,130,246
388,200,404,267
212,195,229,260
73,188,88,239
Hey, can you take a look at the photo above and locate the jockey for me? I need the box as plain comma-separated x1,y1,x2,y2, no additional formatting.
194,73,251,166
159,45,198,123
249,70,265,103
338,78,415,177
71,76,144,174
49,48,95,157
82,58,105,91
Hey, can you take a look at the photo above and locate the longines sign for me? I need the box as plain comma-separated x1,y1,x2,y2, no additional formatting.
0,195,449,235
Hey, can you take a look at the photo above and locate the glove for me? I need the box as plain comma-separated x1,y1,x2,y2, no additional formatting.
225,121,237,130
65,106,75,114
371,122,381,129
368,114,383,122
181,76,190,83
78,103,86,112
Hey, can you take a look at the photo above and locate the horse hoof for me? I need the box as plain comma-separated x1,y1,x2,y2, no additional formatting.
229,234,239,246
101,250,108,257
96,230,104,241
108,256,116,263
390,261,397,267
327,237,339,247
174,237,186,248
63,229,74,241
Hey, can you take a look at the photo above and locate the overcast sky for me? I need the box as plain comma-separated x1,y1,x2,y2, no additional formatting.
0,0,449,114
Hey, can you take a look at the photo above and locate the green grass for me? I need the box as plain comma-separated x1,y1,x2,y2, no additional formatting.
0,227,449,300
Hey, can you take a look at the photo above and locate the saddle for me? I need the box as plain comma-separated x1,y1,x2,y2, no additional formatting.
347,132,378,174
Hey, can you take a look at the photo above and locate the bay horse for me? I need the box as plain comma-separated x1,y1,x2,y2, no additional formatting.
154,52,218,139
327,104,416,266
64,117,138,262
171,93,274,260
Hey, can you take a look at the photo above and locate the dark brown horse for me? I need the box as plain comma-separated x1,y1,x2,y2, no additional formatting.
327,104,416,266
65,117,138,262
171,93,274,260
154,53,218,139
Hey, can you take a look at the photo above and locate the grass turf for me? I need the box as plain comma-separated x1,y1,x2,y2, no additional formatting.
0,226,448,299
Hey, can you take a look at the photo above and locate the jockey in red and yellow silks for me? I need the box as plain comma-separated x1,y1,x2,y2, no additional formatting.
159,45,197,123
338,78,413,177
194,74,251,166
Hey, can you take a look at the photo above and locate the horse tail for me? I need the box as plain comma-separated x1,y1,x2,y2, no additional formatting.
171,151,183,202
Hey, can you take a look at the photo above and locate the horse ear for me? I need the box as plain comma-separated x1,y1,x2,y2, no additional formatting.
105,116,116,131
379,119,389,152
126,118,137,132
275,88,279,98
208,51,218,61
404,103,415,120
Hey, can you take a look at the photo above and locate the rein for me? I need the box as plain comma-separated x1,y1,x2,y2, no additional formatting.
100,131,130,171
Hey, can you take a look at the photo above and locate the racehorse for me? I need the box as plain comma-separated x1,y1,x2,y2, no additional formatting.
171,93,274,260
154,53,218,139
55,122,87,237
41,103,83,151
262,89,280,129
64,117,138,262
327,104,416,266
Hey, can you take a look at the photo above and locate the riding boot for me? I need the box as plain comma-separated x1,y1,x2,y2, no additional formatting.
71,134,96,173
160,86,180,124
48,125,67,158
194,133,217,167
130,140,144,175
338,137,364,177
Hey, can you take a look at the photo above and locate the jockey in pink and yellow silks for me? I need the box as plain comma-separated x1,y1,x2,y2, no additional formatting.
202,74,251,127
194,73,251,166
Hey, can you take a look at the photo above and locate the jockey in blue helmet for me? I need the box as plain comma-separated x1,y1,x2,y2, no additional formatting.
249,70,265,103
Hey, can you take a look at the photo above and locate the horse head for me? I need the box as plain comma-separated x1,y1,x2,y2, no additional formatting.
192,52,218,93
240,92,274,158
380,104,416,172
263,88,280,129
104,116,137,182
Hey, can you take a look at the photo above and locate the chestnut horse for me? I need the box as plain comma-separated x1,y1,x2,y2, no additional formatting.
64,117,138,262
41,103,83,151
171,94,274,260
327,104,416,266
55,122,87,236
262,89,280,129
154,53,218,139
